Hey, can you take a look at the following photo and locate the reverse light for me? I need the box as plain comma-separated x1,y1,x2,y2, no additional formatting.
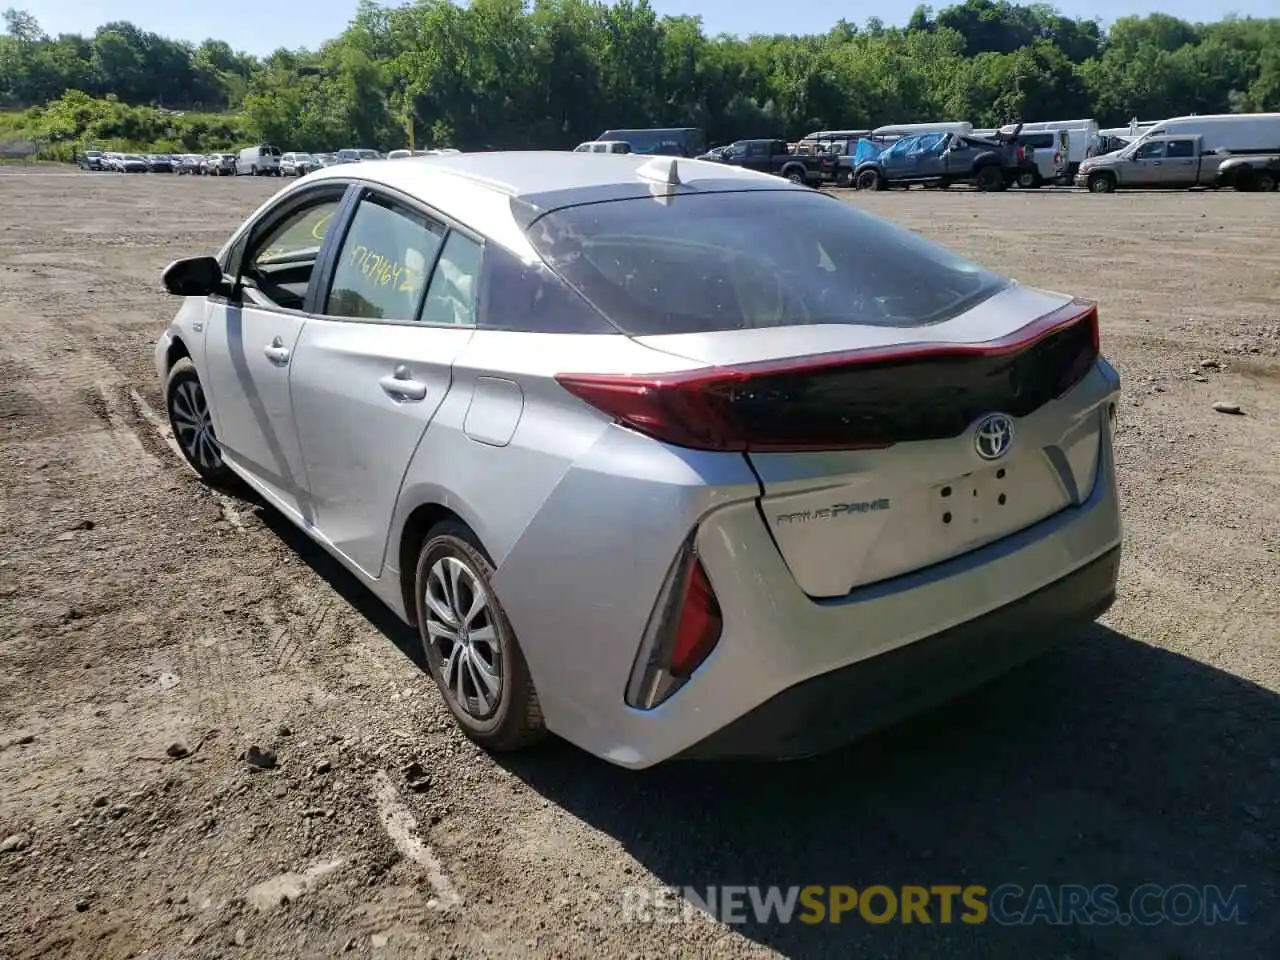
556,299,1101,453
625,543,724,710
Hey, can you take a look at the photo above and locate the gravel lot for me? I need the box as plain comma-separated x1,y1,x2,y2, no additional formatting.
0,168,1277,959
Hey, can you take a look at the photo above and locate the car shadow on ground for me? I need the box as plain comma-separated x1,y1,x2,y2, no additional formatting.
234,490,1277,957
245,495,427,671
495,625,1279,958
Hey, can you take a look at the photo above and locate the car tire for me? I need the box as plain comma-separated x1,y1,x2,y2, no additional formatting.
975,165,1004,192
414,521,546,752
855,169,882,191
165,357,235,486
1017,170,1041,189
1087,172,1115,194
1253,170,1276,193
834,168,853,188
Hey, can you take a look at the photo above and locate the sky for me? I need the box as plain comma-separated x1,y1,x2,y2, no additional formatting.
21,0,1277,57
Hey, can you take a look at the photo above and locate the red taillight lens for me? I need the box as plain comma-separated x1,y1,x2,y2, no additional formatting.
669,559,722,678
1053,152,1062,165
556,299,1100,453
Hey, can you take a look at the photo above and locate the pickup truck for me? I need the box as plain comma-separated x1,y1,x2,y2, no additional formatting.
709,139,831,186
851,129,1037,192
1075,134,1280,192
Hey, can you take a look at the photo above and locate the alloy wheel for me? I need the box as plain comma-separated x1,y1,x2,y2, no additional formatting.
170,378,221,471
423,556,503,719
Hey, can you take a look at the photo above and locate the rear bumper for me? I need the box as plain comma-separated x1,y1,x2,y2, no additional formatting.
680,544,1118,760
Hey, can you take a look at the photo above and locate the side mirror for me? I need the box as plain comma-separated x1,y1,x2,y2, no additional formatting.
162,255,228,297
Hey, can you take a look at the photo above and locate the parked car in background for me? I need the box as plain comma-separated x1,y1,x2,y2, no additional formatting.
120,154,150,173
710,138,831,185
312,153,339,168
573,140,633,154
204,154,237,176
596,127,705,157
237,144,282,176
793,129,871,158
102,152,123,171
1216,153,1279,192
386,149,413,160
147,154,174,173
1077,134,1279,193
78,150,105,171
281,152,319,176
854,129,1037,191
1002,128,1068,187
176,154,206,175
153,150,1120,769
1127,112,1280,155
336,148,382,163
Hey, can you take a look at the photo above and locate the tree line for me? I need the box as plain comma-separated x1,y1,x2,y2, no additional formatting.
2,1,1278,154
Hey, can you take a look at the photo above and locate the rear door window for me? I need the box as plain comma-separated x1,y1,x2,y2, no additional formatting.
524,190,1008,335
325,194,445,321
1166,139,1196,158
419,232,484,326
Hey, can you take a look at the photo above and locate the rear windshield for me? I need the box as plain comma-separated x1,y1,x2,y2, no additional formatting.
524,190,1008,335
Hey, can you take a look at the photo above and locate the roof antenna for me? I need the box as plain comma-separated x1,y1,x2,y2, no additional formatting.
637,155,681,187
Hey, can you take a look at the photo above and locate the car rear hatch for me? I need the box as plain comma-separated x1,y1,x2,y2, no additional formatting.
521,184,1106,598
632,286,1103,597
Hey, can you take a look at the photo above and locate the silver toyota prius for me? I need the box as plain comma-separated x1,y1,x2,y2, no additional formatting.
154,151,1122,768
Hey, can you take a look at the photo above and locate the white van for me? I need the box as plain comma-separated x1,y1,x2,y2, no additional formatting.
573,140,633,154
1128,113,1280,154
236,144,282,176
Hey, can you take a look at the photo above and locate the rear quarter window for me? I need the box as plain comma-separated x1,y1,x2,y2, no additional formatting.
524,190,1008,335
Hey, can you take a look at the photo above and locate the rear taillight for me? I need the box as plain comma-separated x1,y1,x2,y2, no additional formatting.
625,542,723,710
1054,302,1100,398
1017,145,1026,162
556,299,1101,453
1053,152,1062,166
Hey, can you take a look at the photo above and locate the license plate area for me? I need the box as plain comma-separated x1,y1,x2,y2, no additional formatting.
935,463,1013,532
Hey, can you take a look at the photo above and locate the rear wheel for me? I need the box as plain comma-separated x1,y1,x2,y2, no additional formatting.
1254,169,1277,192
782,166,806,185
165,357,234,486
414,521,545,752
835,168,853,188
975,165,1004,192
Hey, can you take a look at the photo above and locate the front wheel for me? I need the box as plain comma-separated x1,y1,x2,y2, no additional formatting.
1017,170,1041,189
1087,172,1116,194
165,357,235,486
855,168,882,191
414,522,545,752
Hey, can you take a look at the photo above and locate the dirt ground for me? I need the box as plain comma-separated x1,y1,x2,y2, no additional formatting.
0,167,1277,960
